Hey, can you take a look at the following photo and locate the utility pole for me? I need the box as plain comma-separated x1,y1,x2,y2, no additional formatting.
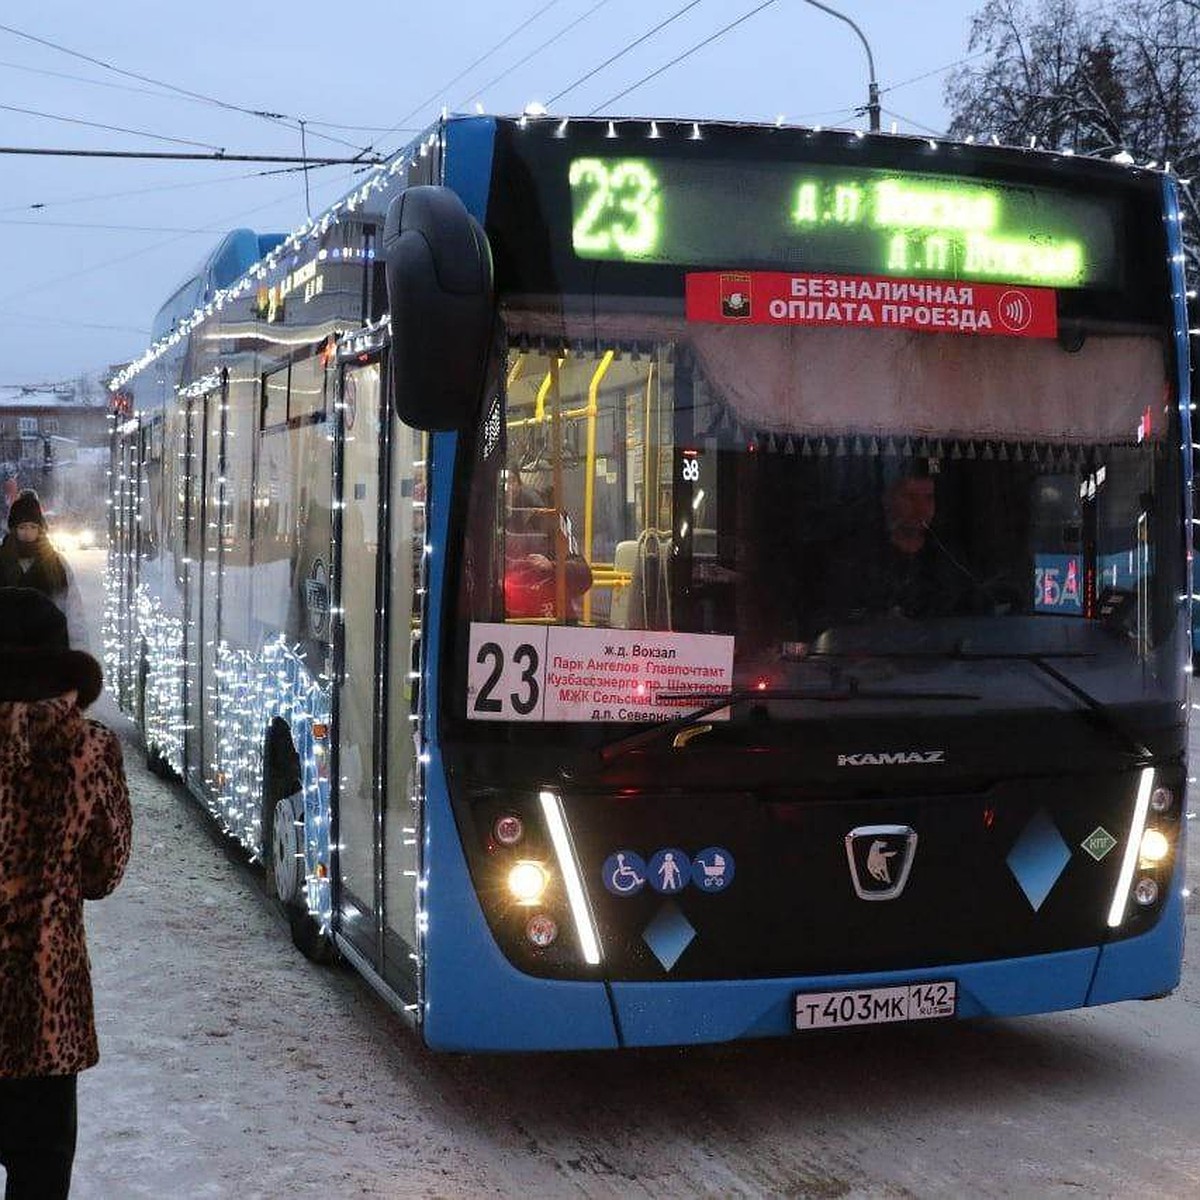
801,1,881,133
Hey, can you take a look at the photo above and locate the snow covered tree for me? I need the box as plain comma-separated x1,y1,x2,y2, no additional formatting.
945,0,1200,274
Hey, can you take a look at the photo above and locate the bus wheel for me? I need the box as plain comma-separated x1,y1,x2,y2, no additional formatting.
262,722,338,965
146,743,179,781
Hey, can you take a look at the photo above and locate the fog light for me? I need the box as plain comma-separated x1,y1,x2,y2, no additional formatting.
1133,876,1159,907
507,860,548,905
494,814,524,846
1150,786,1174,814
1140,829,1170,862
525,913,558,947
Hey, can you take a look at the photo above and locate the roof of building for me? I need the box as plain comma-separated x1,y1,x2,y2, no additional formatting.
0,384,107,411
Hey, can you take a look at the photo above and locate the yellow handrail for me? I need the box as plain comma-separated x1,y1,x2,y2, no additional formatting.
582,350,614,624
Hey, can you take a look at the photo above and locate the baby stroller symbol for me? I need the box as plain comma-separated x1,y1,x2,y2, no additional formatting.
691,847,736,892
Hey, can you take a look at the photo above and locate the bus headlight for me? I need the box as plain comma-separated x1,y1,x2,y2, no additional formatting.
1134,877,1160,907
507,860,549,905
1139,828,1170,863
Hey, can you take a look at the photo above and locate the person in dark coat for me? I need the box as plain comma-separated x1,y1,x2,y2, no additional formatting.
0,587,131,1200
0,490,88,650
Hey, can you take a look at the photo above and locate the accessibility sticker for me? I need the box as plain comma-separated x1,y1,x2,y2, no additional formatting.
648,848,691,894
602,851,647,896
691,847,735,892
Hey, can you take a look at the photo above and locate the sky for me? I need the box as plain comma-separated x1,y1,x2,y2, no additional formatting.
0,0,987,388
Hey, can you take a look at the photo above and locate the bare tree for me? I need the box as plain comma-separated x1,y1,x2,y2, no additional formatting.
946,0,1200,273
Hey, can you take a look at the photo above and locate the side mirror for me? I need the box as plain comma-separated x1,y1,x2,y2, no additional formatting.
382,186,494,432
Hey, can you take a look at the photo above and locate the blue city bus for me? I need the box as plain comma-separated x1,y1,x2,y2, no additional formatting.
107,114,1191,1050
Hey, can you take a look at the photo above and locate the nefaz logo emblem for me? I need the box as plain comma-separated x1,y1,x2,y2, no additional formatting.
837,750,945,767
845,825,919,901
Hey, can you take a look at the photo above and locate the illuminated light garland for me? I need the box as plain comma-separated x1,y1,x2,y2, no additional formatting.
105,555,334,926
134,586,186,775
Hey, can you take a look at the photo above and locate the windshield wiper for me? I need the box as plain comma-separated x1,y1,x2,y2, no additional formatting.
573,683,979,775
810,646,1151,761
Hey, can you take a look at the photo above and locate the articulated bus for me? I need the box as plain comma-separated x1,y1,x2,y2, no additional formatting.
107,113,1191,1050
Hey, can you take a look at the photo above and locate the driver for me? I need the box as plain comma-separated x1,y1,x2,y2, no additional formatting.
816,462,977,625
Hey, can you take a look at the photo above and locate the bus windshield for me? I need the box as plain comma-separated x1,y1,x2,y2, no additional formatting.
456,305,1184,731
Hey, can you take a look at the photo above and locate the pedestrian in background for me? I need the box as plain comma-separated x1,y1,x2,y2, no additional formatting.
0,489,88,650
0,587,132,1200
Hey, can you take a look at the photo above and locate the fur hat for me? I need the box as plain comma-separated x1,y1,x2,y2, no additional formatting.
0,587,102,707
7,489,45,529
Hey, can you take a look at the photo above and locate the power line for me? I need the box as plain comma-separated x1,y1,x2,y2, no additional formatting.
0,219,216,233
588,0,778,114
0,22,371,156
549,0,705,106
0,165,323,216
373,0,568,159
0,147,384,164
0,100,225,151
462,0,616,108
880,48,992,96
0,170,357,311
0,21,286,119
0,56,393,154
0,312,151,335
879,106,943,137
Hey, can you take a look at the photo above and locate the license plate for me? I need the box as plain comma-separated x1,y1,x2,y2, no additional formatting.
794,981,956,1030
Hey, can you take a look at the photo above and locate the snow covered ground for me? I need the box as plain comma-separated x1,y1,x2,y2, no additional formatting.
58,547,1200,1199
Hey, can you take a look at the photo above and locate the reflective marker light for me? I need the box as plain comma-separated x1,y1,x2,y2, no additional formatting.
1140,828,1171,863
507,861,549,905
494,814,524,846
526,913,558,948
539,790,602,965
1134,877,1160,906
1108,768,1155,927
1150,786,1174,814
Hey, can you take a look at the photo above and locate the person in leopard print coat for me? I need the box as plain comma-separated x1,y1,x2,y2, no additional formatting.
0,586,131,1200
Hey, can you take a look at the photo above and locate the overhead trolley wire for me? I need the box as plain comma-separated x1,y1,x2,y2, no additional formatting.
0,170,356,311
460,0,616,109
593,0,779,114
0,54,394,144
0,21,373,155
0,164,330,216
0,21,286,119
0,148,383,164
372,0,568,160
587,0,779,114
0,100,226,151
548,0,706,107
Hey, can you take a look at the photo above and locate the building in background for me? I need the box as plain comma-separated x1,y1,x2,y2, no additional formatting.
0,378,111,525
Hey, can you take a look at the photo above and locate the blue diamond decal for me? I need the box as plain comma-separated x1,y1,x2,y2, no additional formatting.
642,900,696,971
1007,808,1071,911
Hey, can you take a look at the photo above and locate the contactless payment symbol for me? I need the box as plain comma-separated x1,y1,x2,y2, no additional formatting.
603,851,647,896
996,289,1033,333
691,847,735,892
648,848,691,893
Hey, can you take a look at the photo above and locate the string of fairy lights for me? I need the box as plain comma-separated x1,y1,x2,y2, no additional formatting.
103,111,1192,957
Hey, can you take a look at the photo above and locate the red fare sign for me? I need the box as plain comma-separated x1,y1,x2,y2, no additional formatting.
686,271,1058,339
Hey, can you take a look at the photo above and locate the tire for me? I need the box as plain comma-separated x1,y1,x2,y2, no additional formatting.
262,719,338,965
146,742,179,781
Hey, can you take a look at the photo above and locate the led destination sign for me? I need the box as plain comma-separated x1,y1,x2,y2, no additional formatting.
568,157,1121,289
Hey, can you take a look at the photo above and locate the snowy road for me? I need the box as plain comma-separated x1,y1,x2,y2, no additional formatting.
64,548,1200,1198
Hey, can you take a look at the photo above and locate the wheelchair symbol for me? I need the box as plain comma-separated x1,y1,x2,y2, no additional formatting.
602,851,647,896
